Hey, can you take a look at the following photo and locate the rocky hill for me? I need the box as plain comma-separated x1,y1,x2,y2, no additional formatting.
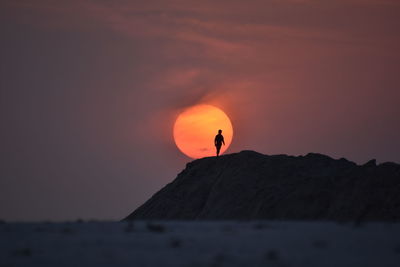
125,151,400,221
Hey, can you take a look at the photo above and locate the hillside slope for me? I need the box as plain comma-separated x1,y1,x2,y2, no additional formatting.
126,151,400,221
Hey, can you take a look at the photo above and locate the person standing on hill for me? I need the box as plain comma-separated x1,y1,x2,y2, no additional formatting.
214,129,225,156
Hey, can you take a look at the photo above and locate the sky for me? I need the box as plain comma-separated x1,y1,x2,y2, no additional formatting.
1,0,399,221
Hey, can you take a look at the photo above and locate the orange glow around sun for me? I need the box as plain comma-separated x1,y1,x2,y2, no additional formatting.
173,104,233,159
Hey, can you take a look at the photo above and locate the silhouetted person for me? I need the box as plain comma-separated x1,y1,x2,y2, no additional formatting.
214,129,225,156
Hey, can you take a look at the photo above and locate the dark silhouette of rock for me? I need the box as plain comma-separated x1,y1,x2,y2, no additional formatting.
363,159,377,168
125,151,400,221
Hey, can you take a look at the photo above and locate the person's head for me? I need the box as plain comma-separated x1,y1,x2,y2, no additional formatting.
218,129,222,134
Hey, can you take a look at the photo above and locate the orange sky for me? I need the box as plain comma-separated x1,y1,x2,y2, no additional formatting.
1,0,399,221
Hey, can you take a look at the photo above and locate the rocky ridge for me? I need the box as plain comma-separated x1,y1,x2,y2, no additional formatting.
126,151,400,221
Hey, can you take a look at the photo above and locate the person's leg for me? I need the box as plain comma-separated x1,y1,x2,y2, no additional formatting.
216,145,221,156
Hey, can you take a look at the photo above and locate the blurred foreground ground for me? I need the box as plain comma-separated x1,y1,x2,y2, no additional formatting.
1,221,399,267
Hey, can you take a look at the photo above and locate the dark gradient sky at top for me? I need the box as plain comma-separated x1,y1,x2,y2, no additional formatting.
1,0,399,221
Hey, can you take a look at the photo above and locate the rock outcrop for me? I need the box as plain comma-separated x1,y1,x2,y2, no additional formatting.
126,151,400,221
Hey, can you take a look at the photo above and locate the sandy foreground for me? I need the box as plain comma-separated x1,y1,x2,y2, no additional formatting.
1,220,399,267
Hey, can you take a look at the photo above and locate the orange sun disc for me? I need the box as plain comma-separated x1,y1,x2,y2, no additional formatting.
173,104,233,159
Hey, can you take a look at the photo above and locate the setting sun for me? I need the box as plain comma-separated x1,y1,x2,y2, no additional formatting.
173,104,233,159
